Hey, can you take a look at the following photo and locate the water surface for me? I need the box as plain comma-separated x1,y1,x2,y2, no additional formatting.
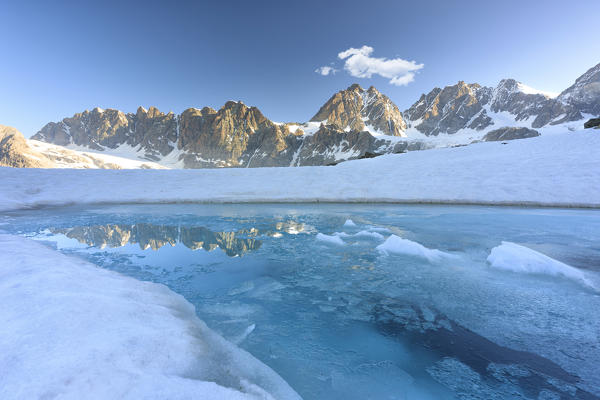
3,204,600,399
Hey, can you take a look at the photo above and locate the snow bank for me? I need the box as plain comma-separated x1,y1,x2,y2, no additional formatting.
316,233,346,246
1,130,599,210
0,234,300,400
487,241,595,290
376,235,454,262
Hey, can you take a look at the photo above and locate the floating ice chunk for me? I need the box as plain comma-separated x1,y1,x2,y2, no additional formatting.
353,230,385,240
233,324,256,345
316,232,346,246
368,226,392,234
331,231,383,240
0,234,300,400
332,231,351,238
343,219,357,227
487,241,595,289
376,234,453,262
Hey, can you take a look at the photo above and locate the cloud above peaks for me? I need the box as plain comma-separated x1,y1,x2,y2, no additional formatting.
320,45,423,86
314,66,337,76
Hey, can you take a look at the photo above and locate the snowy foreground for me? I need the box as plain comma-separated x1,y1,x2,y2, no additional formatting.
1,130,599,211
0,233,300,400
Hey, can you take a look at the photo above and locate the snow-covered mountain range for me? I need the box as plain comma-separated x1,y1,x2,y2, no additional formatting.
2,62,598,169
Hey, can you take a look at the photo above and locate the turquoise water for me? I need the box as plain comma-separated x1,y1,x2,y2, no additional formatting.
3,204,600,399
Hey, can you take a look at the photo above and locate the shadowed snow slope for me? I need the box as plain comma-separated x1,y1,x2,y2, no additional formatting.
0,130,599,211
0,234,301,400
487,241,596,290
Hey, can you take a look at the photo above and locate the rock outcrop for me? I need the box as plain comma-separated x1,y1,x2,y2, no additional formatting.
556,63,600,118
0,125,53,168
584,118,600,129
289,124,425,167
311,84,407,136
403,81,493,135
482,127,540,142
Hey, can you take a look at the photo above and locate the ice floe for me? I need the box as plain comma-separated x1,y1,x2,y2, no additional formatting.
376,234,455,262
316,232,346,246
487,241,596,290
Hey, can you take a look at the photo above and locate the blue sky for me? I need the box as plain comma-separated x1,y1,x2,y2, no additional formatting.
1,0,599,136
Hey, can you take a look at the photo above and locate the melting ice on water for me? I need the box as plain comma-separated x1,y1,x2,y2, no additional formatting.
4,203,600,399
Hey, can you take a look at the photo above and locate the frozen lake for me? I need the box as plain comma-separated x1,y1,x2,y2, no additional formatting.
3,204,600,399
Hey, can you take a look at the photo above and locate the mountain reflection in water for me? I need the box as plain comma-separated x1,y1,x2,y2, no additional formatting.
50,223,268,257
51,220,309,257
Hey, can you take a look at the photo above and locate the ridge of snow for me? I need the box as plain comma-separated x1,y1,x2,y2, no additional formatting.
2,129,599,210
27,140,170,169
516,83,559,99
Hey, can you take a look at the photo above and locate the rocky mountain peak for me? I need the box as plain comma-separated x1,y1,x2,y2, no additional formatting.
147,106,164,118
403,81,492,135
496,78,519,91
557,62,600,115
347,83,364,92
310,84,406,136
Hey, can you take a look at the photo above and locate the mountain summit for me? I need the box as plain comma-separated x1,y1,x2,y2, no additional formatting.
311,84,407,136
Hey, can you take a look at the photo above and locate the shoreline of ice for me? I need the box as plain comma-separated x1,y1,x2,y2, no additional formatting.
1,130,599,212
0,234,301,400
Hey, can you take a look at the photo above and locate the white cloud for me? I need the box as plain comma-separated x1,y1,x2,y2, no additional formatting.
315,66,337,76
390,73,416,86
337,45,423,86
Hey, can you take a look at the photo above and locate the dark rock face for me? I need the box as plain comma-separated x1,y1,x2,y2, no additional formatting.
490,79,552,122
290,125,415,166
556,63,600,117
482,127,540,142
584,118,600,129
311,84,407,136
